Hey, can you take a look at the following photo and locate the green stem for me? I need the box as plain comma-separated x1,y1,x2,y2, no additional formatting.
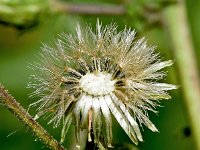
0,83,66,150
163,1,200,149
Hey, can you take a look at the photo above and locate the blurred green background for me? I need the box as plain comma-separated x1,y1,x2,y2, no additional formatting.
0,0,199,150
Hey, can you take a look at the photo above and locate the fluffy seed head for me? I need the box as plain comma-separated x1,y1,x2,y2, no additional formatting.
29,20,176,148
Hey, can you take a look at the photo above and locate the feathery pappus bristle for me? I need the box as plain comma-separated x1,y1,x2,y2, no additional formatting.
28,20,177,149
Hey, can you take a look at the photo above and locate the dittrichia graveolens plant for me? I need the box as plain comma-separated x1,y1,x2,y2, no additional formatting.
29,20,176,149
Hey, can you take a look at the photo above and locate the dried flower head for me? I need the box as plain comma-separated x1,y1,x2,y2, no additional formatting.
29,20,176,148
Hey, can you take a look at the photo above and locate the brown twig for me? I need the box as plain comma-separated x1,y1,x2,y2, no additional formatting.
51,1,125,16
0,83,66,150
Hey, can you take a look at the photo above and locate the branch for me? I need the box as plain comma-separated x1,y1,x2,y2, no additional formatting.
51,1,125,16
163,1,200,149
0,83,66,150
0,1,125,30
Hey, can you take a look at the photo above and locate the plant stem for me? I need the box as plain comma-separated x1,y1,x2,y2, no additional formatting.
51,1,125,16
0,83,66,150
163,1,200,149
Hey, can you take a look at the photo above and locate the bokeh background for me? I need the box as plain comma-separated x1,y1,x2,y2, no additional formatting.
0,0,199,150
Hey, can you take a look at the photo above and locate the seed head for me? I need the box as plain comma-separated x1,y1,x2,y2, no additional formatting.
29,20,176,148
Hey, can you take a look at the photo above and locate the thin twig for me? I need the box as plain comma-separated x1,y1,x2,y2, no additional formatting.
0,83,66,150
163,1,200,149
51,1,125,16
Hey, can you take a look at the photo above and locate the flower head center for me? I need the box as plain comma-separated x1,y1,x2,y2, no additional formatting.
80,72,115,96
